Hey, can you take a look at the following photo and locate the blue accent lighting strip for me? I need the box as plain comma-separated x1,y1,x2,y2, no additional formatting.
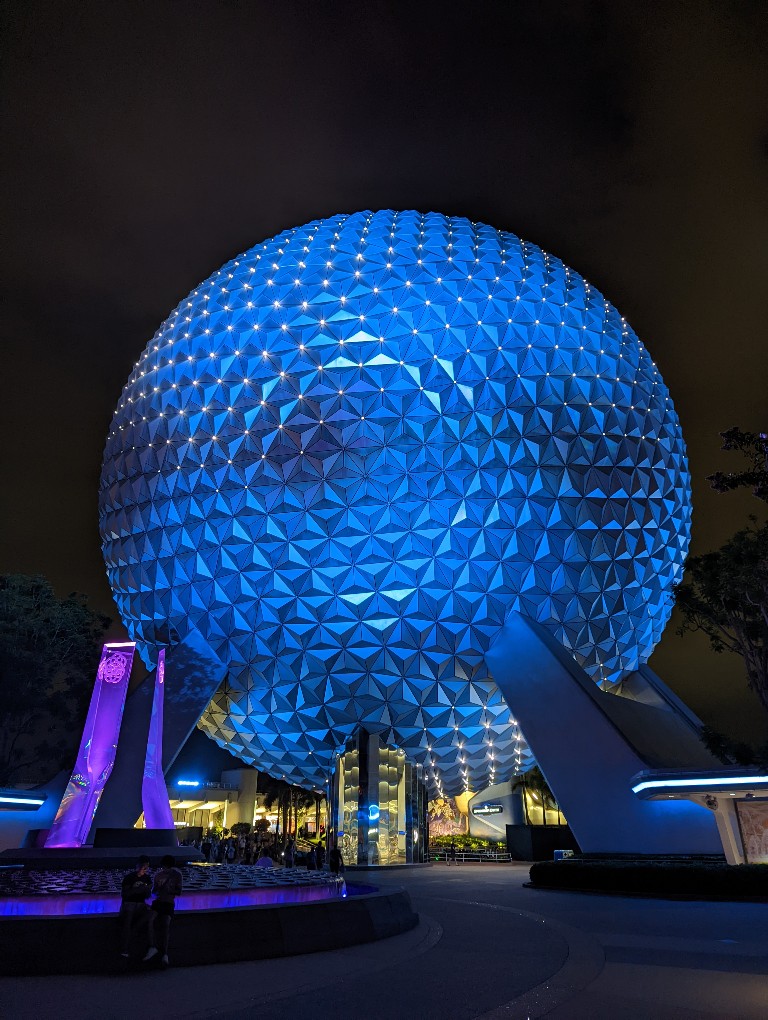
632,776,768,794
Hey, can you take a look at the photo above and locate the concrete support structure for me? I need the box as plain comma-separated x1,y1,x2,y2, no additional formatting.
26,629,225,850
8,607,756,866
486,612,723,855
140,648,175,829
92,629,226,834
220,768,260,829
45,643,136,848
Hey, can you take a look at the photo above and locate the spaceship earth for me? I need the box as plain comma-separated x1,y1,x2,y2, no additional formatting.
99,210,691,795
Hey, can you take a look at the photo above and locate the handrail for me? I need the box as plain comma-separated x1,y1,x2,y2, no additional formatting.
430,849,513,862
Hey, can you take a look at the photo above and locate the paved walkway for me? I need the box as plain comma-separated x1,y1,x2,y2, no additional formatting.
4,864,767,1018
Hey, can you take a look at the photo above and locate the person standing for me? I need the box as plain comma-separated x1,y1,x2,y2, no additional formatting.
143,855,183,968
118,855,152,957
329,843,344,875
447,840,458,865
284,836,295,868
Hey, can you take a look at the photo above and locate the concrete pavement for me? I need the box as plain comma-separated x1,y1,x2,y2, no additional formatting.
3,864,767,1018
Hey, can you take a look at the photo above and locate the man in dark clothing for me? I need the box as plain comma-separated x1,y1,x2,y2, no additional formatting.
119,855,152,957
329,844,344,875
284,836,295,867
143,855,183,968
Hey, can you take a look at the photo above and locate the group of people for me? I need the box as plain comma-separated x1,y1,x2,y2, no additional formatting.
196,833,341,870
283,836,327,869
119,855,183,967
199,832,279,865
119,840,347,967
200,832,261,864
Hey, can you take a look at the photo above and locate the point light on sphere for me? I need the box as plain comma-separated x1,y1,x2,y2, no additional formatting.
99,210,691,795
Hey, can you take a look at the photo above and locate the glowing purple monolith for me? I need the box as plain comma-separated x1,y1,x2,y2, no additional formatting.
141,648,175,829
45,642,136,847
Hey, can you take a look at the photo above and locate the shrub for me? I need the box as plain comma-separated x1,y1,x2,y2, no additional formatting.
229,822,252,837
430,834,505,851
529,858,768,899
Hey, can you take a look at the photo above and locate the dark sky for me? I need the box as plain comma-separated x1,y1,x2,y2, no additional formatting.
1,0,766,743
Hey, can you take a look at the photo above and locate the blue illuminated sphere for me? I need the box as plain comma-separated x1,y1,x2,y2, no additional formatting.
100,211,690,794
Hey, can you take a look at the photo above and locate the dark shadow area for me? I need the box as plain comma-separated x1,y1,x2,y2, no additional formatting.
0,886,417,976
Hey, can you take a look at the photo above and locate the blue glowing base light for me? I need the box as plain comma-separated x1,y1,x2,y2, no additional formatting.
99,210,691,796
0,885,344,917
0,866,345,916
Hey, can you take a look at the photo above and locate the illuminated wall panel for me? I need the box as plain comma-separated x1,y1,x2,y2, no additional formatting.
141,648,175,829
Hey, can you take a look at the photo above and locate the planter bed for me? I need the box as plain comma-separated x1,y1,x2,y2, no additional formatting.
529,858,768,900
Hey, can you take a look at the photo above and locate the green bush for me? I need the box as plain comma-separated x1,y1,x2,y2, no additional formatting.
229,822,252,837
430,834,505,851
529,859,768,899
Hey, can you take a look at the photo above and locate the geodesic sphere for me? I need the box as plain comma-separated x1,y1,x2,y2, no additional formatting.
99,210,691,794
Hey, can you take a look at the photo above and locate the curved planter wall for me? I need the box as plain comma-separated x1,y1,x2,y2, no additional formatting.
0,885,418,976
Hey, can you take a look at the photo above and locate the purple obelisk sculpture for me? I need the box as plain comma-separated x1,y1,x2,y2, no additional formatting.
45,642,136,848
141,648,175,829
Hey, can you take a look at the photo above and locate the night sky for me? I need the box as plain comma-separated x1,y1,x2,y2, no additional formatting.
2,1,766,745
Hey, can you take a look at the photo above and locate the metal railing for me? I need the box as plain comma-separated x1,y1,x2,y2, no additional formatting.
429,848,513,863
293,836,316,852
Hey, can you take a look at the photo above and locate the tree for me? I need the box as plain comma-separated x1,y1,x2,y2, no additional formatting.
312,790,324,837
229,821,251,838
260,775,323,844
706,427,768,503
676,428,768,714
293,787,318,837
699,724,767,768
512,766,562,825
261,775,292,842
0,574,110,785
